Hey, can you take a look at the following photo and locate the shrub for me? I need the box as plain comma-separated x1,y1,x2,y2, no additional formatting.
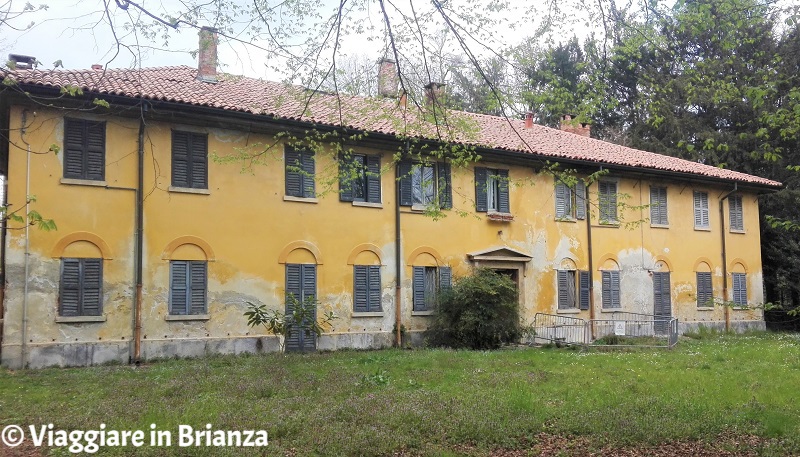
428,268,521,349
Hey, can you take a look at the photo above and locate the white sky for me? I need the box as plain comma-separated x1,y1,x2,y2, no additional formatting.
0,0,558,82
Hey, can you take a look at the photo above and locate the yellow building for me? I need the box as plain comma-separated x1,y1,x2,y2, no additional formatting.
0,32,781,368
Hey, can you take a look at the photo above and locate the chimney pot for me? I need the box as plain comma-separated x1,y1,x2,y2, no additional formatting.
91,64,103,71
525,112,533,129
424,82,446,109
377,58,399,98
197,26,218,83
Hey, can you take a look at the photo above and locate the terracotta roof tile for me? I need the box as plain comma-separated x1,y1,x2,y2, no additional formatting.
2,65,781,188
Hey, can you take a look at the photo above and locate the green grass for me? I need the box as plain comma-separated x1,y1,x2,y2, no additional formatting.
1,332,799,456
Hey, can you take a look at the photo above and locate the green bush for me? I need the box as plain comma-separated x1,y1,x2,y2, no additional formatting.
428,268,521,349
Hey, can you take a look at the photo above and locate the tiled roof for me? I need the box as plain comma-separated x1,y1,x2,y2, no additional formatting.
2,65,781,188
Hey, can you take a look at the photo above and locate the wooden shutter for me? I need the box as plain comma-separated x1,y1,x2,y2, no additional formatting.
63,119,86,179
301,264,317,351
437,162,452,209
64,118,105,180
732,273,747,306
497,169,510,213
284,264,302,351
651,187,668,225
172,131,190,188
398,161,413,206
694,191,709,227
696,272,713,307
601,271,611,309
555,182,568,218
366,155,381,203
557,270,569,309
59,258,81,316
189,262,207,314
301,151,316,198
285,147,302,197
368,265,382,312
81,259,103,316
599,181,617,222
190,133,208,189
439,266,452,290
85,121,106,181
575,181,586,220
730,196,743,231
170,261,189,315
413,266,426,311
579,271,590,310
474,167,488,212
354,265,368,312
611,271,621,308
338,153,354,202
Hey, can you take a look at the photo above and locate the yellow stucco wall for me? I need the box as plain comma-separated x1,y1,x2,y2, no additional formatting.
1,105,766,367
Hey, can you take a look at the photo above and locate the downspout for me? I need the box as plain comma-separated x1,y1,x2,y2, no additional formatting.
394,142,406,347
20,110,31,368
719,183,738,332
585,179,595,340
133,104,146,363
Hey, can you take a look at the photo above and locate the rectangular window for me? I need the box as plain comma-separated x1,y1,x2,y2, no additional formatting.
475,167,510,213
729,195,744,231
412,266,452,312
694,191,710,228
650,187,668,225
170,261,207,315
63,118,106,181
732,272,747,307
601,270,621,309
398,161,452,209
557,270,577,309
598,181,618,223
285,146,315,198
339,153,381,203
696,272,713,307
354,265,382,313
555,180,587,220
59,258,103,316
172,131,208,189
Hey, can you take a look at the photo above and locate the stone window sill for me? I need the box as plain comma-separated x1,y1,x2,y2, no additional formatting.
557,308,581,314
597,222,620,228
61,178,107,187
651,223,670,229
411,310,435,316
556,217,577,223
352,311,384,318
487,212,514,222
696,307,715,311
165,314,210,321
600,308,622,313
169,186,210,195
284,196,318,203
352,201,383,209
694,226,712,232
730,229,746,234
56,315,107,323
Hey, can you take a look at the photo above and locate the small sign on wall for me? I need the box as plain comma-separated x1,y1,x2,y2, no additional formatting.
614,321,626,336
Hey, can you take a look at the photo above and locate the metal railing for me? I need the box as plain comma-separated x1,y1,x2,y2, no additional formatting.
530,312,679,349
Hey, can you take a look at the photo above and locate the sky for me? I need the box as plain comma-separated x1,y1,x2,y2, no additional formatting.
0,0,548,82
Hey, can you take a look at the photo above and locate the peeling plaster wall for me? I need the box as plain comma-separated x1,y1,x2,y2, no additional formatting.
1,106,767,368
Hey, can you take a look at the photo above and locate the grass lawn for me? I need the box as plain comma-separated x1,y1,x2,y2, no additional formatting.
1,331,799,456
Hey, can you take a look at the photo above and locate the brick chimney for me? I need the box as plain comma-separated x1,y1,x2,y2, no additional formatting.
197,26,218,83
424,82,446,109
560,114,591,137
524,112,534,129
377,58,399,98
